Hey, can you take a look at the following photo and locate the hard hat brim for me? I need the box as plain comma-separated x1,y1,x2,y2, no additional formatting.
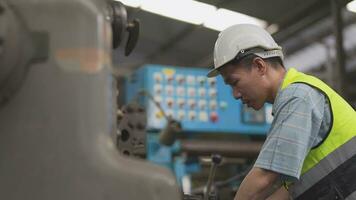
206,49,283,78
206,67,220,77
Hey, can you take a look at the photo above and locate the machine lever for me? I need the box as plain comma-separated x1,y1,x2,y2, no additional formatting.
204,154,222,200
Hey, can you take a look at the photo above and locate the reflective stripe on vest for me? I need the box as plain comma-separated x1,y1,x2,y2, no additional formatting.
290,136,356,198
280,68,356,199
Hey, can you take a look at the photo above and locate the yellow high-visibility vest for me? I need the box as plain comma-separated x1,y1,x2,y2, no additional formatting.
281,68,356,199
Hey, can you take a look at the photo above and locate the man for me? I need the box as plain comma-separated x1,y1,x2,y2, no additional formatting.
207,24,356,200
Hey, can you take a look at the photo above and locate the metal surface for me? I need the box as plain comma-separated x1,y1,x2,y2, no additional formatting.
180,140,263,158
117,103,147,157
0,0,48,107
331,0,347,98
0,0,181,199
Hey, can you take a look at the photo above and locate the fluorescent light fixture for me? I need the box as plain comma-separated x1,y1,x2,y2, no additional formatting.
204,8,267,31
117,0,141,8
116,0,267,31
347,0,356,13
140,0,216,25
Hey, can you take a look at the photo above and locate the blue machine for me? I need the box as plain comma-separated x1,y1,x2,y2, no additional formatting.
125,64,272,186
125,64,272,133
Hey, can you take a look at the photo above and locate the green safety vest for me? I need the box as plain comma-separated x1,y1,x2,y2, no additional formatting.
281,68,356,199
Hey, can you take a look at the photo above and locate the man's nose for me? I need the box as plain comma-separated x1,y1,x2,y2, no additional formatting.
232,88,242,99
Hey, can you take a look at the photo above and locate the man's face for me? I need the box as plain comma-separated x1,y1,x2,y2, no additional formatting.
219,60,267,110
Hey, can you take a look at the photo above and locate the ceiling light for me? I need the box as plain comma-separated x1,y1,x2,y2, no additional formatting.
347,0,356,13
116,0,267,31
203,8,267,31
140,0,216,25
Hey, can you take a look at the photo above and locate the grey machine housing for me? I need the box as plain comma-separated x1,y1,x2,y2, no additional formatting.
0,0,181,199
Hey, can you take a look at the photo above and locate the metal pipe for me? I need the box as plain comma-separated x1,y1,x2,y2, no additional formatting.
331,0,347,98
180,140,263,158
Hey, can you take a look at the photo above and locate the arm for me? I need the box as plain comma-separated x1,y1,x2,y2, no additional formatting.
234,85,324,200
266,187,290,200
234,167,279,200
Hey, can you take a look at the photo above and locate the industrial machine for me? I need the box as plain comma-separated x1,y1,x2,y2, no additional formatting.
122,64,273,198
0,0,182,199
125,64,272,133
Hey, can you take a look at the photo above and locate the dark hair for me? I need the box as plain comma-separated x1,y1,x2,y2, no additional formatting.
220,53,284,72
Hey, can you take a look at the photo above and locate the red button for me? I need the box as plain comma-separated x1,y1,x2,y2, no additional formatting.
210,112,218,122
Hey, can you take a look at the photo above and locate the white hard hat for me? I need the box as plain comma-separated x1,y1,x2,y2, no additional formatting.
207,24,283,77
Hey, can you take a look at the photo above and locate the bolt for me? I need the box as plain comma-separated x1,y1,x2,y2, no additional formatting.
136,122,145,130
128,122,134,129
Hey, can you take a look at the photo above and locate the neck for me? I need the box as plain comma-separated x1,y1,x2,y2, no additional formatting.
269,66,286,103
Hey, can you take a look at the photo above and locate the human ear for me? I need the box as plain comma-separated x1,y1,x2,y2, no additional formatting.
253,57,267,76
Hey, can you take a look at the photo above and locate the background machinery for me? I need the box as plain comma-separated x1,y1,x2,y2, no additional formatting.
0,0,276,199
0,0,182,199
121,64,273,198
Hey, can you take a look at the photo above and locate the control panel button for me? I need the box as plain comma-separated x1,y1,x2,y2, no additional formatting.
177,87,185,96
199,100,207,110
197,76,206,86
219,101,228,110
155,111,164,119
165,86,174,96
165,74,174,84
209,89,217,98
199,112,208,122
167,110,174,118
188,87,195,97
188,111,196,121
153,72,163,83
199,88,206,97
176,74,185,85
177,98,185,108
209,101,217,110
208,78,216,86
210,112,218,122
178,110,185,120
188,99,196,109
166,98,174,108
154,85,162,95
187,75,196,85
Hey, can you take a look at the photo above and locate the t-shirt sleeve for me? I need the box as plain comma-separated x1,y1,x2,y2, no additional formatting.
254,84,325,182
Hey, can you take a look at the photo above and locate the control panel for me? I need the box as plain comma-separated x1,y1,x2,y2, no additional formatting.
125,65,272,135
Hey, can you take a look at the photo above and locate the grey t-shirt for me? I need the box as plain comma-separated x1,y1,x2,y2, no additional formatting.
254,83,331,181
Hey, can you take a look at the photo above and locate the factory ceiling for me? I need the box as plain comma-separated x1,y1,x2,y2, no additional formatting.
112,0,354,76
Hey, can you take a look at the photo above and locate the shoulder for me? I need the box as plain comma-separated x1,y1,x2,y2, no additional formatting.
273,83,326,116
281,83,324,101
